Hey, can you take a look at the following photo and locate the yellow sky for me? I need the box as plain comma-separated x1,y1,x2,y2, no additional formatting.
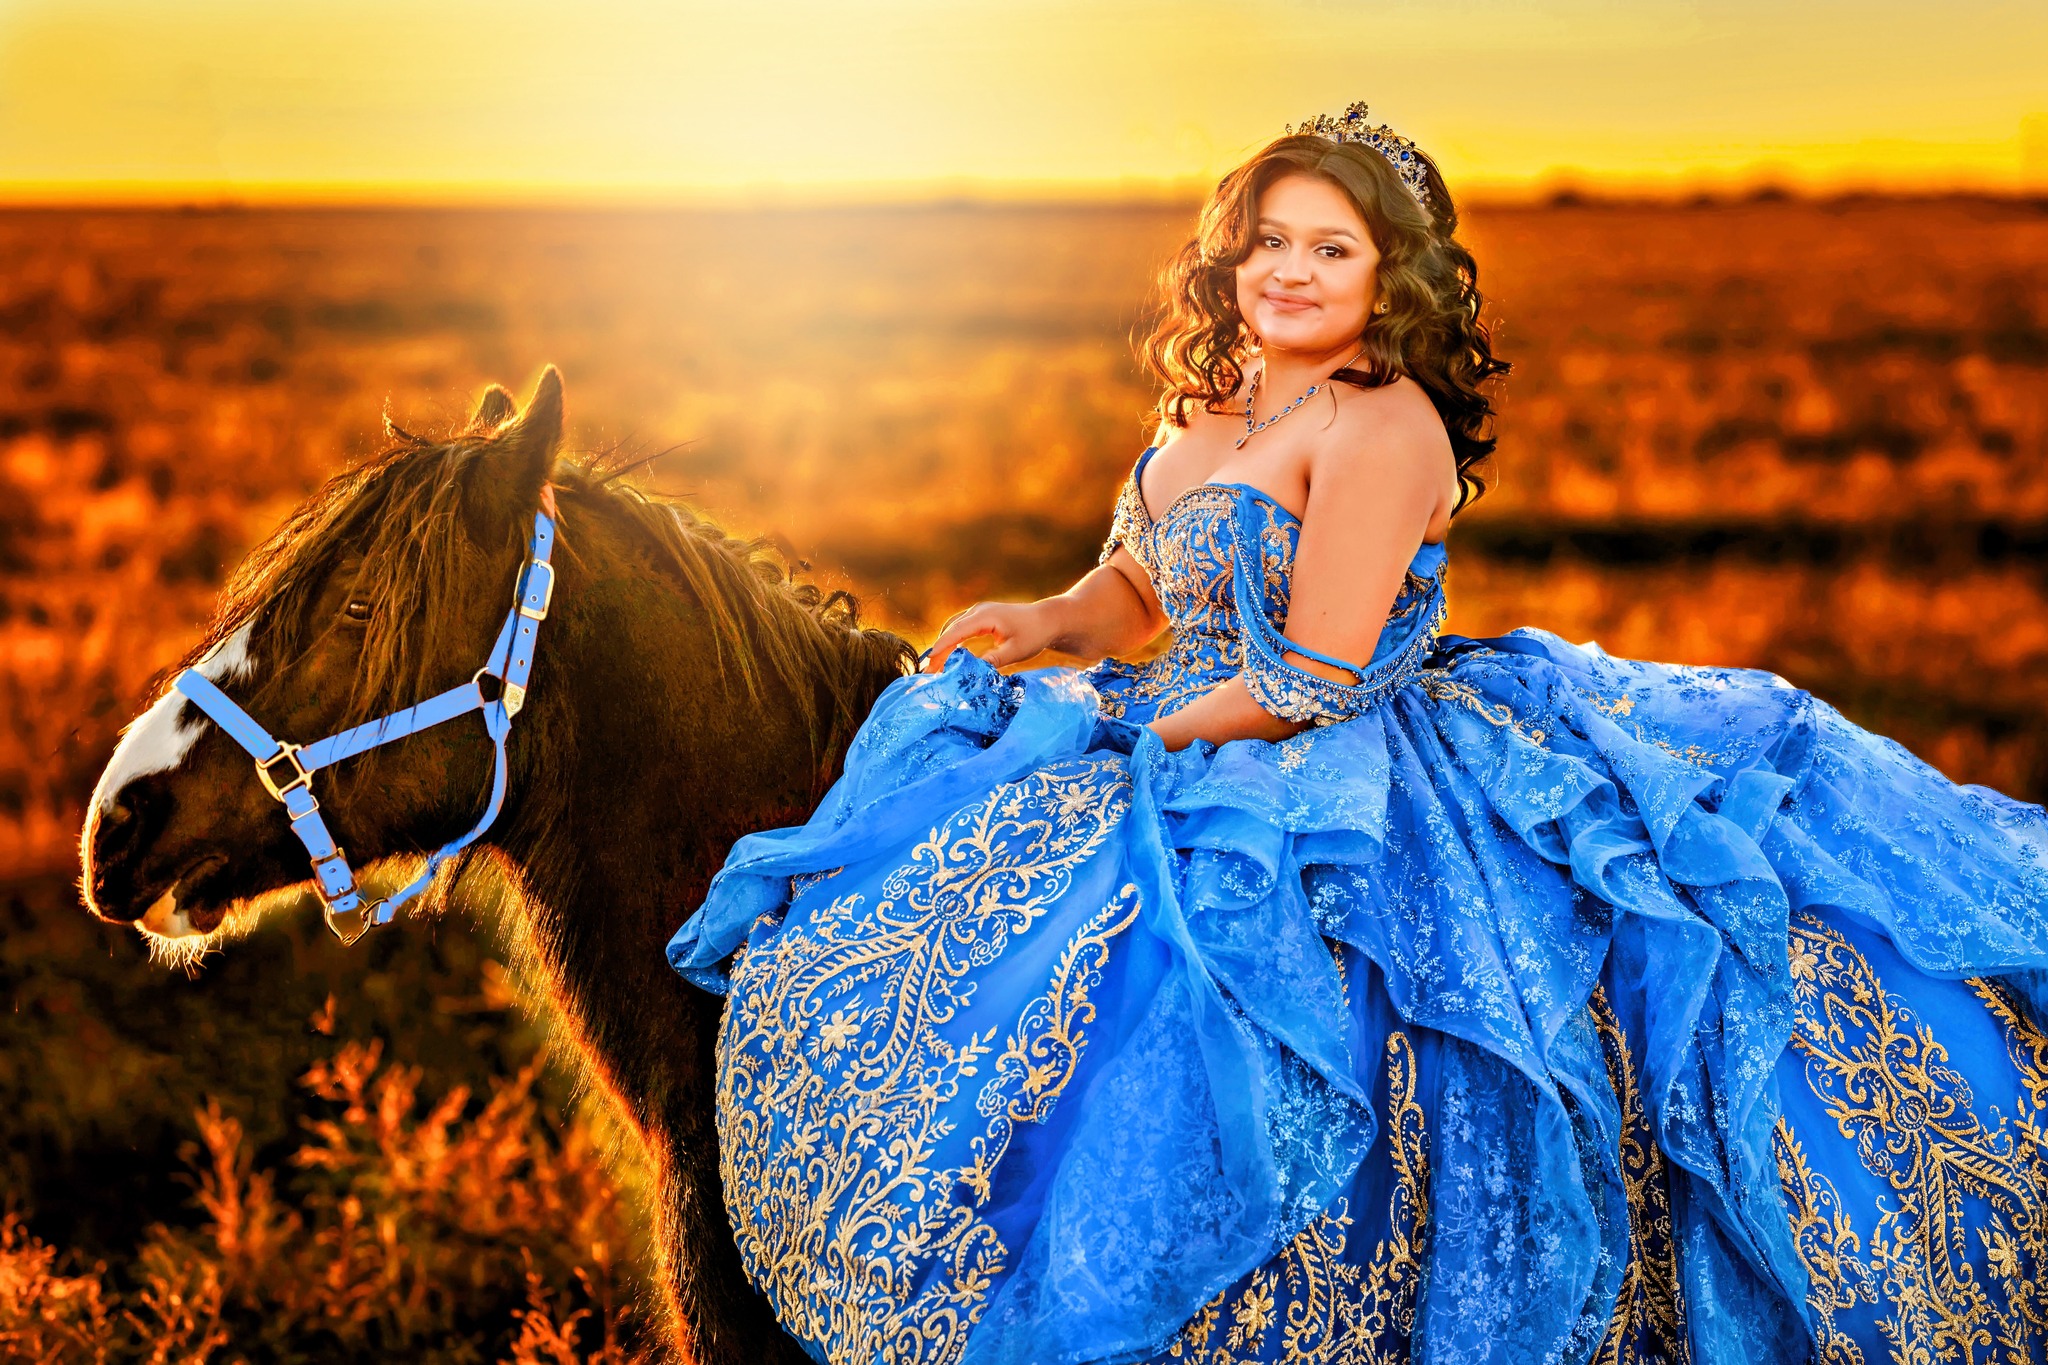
1,0,2043,201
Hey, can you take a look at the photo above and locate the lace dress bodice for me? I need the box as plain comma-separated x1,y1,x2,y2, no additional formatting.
1084,446,1448,726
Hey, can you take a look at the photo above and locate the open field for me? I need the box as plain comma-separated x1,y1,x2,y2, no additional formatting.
2,196,2045,1360
5,197,2047,877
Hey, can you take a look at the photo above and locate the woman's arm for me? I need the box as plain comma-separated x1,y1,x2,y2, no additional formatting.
1152,388,1453,750
920,549,1166,674
1147,675,1303,749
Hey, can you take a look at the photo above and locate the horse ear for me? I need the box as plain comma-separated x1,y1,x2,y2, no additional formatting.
467,383,517,433
504,366,564,460
463,366,564,545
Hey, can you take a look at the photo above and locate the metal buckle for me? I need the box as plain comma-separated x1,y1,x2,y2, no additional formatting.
255,742,313,802
312,848,356,896
518,562,554,621
473,666,527,718
324,899,379,946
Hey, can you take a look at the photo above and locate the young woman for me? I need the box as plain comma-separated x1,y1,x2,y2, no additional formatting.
668,105,2048,1365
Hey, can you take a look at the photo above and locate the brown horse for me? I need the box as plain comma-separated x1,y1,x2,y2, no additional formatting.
79,368,914,1364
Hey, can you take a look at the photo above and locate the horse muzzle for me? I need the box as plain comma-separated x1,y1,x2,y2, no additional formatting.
82,778,236,934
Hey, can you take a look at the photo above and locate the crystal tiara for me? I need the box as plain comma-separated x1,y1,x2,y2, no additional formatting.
1287,101,1433,211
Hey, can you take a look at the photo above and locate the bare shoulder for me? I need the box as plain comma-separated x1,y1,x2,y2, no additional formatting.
1316,374,1453,489
1326,373,1446,452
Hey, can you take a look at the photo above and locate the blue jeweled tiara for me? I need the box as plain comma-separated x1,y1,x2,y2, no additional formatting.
1287,101,1433,211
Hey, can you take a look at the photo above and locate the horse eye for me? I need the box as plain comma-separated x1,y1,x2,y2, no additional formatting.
343,599,372,622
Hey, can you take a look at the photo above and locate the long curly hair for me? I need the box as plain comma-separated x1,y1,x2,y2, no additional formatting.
1140,133,1510,511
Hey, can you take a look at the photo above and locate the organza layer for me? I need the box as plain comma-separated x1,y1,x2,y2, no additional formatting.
669,631,2048,1365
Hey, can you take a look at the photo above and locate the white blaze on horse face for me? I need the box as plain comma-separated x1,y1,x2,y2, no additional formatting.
195,620,257,687
90,621,256,816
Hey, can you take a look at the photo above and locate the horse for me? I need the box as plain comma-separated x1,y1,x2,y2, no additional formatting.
78,367,915,1364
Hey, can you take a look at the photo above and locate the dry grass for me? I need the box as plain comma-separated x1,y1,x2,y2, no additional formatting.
2,194,2046,1362
0,1032,653,1364
0,1214,120,1363
3,199,2045,879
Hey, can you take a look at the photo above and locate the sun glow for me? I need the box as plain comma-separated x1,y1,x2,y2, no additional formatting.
0,0,2042,203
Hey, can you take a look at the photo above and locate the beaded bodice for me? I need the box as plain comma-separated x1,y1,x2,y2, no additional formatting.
1082,447,1448,726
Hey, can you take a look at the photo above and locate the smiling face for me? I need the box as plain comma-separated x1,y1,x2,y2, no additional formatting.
1234,171,1382,358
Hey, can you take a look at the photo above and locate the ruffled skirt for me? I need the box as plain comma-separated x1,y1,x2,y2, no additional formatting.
666,630,2048,1365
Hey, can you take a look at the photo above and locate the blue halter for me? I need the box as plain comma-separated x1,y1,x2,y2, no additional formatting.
174,489,561,944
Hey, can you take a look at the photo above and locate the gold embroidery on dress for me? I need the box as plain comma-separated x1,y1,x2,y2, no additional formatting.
1773,1121,1877,1365
1156,1031,1429,1364
716,758,1140,1365
1418,669,1549,747
1091,485,1256,720
1970,977,2048,1116
1100,470,1151,569
1241,593,1449,728
1587,986,1690,1365
1784,910,2048,1363
1092,471,1444,728
1581,692,1724,767
791,865,845,900
1966,976,2048,1345
1645,737,1721,767
963,882,1144,1201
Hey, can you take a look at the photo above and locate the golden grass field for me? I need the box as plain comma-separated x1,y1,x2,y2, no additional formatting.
1,196,2044,1361
4,197,2046,878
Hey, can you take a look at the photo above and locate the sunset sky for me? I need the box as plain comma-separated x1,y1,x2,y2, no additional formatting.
1,0,2042,201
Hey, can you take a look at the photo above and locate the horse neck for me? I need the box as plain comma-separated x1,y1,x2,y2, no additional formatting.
481,550,905,1360
491,550,907,1132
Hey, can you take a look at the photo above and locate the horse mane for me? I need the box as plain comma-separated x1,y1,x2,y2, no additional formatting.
553,458,917,767
174,430,914,774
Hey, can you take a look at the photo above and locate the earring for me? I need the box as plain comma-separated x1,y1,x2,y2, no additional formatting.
1374,300,1391,315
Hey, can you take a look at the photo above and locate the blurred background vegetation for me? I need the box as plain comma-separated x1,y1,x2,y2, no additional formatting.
3,192,2046,1359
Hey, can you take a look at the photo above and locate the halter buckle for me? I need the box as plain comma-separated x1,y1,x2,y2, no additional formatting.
472,665,526,717
255,742,313,802
324,900,378,946
518,561,555,621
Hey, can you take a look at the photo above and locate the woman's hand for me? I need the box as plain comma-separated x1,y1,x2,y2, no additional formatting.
919,559,1164,676
922,599,1063,674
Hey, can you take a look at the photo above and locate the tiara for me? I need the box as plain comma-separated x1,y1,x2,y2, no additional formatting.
1287,101,1432,210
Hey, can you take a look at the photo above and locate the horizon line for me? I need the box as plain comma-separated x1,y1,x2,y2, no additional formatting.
3,176,2044,213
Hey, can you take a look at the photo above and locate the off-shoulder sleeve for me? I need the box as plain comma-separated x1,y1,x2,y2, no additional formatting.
1097,471,1149,566
1228,498,1447,725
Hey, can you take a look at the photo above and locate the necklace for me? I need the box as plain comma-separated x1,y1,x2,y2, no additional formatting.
1235,350,1365,450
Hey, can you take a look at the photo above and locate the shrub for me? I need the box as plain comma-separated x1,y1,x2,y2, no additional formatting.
2,1038,654,1364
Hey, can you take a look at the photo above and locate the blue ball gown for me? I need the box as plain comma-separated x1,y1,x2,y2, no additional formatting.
667,446,2048,1365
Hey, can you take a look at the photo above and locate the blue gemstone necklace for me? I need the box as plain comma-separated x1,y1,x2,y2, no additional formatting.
1235,350,1365,449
